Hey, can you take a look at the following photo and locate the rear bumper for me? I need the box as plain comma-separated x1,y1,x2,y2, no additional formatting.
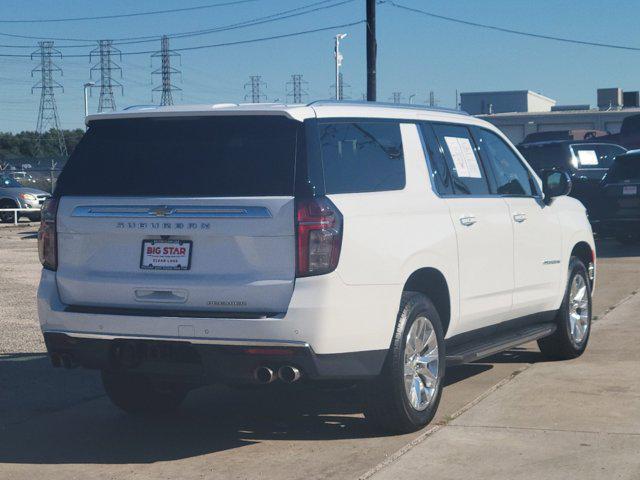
43,331,387,383
38,269,400,379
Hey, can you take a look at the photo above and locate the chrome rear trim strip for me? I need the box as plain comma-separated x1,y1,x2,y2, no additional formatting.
71,205,272,219
45,330,309,348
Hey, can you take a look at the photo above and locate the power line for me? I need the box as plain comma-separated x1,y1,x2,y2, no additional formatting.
152,36,182,106
31,41,67,156
0,0,262,23
0,20,366,58
387,1,640,52
0,0,351,46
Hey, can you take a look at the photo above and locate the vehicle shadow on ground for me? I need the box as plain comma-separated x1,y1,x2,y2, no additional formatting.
0,350,500,465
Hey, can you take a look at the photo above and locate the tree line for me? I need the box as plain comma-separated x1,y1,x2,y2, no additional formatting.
0,129,84,169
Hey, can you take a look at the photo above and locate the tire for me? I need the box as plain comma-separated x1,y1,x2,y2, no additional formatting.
101,370,189,414
0,201,16,223
364,291,446,434
538,257,592,360
27,214,41,222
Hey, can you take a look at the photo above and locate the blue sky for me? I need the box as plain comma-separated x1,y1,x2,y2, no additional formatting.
0,0,638,132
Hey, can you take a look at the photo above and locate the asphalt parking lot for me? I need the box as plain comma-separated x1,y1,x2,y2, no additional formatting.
1,223,639,480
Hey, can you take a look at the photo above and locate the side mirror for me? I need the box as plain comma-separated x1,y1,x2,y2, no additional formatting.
541,169,572,205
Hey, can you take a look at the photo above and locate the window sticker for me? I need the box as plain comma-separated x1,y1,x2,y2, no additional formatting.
444,136,482,178
577,149,599,166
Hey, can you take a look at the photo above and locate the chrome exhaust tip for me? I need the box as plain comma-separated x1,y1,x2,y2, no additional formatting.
278,365,301,384
254,366,276,384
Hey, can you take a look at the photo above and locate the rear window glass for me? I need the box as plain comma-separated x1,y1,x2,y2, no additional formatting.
55,116,300,196
318,121,405,194
607,156,640,182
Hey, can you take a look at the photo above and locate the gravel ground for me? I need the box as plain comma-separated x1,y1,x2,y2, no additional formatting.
0,224,44,354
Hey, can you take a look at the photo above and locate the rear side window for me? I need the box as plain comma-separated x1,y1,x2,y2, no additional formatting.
517,144,568,172
431,123,490,195
475,128,535,196
318,121,405,194
56,116,300,197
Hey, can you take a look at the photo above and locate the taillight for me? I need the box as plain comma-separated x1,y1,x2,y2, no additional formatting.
38,197,58,271
295,197,343,277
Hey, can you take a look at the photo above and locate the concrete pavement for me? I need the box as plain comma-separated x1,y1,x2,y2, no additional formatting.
366,290,640,480
2,227,640,479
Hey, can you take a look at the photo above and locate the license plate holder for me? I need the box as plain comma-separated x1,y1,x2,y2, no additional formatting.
140,239,192,270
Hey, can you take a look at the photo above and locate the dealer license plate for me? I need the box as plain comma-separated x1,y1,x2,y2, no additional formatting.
140,240,192,270
623,185,637,196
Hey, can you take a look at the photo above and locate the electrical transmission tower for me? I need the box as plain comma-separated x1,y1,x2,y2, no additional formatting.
152,35,182,106
427,90,439,107
390,92,402,104
31,41,67,157
330,73,350,100
244,75,267,103
286,74,308,104
89,40,123,112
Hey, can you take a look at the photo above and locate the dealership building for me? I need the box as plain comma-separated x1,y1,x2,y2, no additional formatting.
461,88,640,145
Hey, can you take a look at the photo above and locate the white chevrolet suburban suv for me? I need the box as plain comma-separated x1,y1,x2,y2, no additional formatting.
38,101,595,433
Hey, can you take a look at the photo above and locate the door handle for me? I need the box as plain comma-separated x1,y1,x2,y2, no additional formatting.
459,215,477,227
513,213,527,223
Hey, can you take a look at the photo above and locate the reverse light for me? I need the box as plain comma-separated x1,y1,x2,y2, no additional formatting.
38,197,58,270
295,197,343,277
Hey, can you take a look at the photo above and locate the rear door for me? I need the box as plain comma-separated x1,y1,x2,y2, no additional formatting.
54,115,301,315
428,123,514,330
475,127,562,317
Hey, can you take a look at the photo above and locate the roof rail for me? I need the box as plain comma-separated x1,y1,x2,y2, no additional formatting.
122,104,158,111
306,99,469,115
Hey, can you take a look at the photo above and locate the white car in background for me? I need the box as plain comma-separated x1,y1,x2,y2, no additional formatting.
37,101,595,433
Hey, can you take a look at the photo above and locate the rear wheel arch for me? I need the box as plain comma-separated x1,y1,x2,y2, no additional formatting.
402,267,451,336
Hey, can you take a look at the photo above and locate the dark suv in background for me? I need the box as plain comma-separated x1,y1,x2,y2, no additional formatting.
599,150,640,243
517,141,627,225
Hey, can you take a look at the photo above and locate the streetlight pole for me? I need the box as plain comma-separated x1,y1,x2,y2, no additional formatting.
83,82,94,129
334,33,347,101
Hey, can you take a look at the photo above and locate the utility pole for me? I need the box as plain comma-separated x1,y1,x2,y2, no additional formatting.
390,92,402,104
244,75,266,103
152,35,182,106
286,74,308,104
31,41,67,157
334,33,347,100
366,0,376,101
89,40,123,112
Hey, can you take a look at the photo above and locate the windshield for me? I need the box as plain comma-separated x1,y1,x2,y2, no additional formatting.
0,175,21,188
55,115,301,197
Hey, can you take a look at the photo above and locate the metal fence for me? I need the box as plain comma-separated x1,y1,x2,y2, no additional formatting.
0,207,41,225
